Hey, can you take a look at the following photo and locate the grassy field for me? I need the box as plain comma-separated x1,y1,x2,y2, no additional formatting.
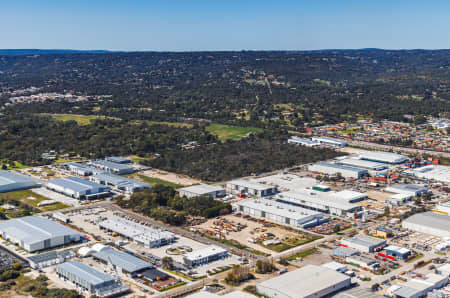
206,123,263,140
0,190,68,214
287,247,318,261
39,113,118,125
0,161,28,170
259,235,322,253
131,174,183,189
146,121,193,128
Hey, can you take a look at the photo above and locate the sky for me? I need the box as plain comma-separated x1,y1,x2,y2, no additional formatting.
1,0,449,51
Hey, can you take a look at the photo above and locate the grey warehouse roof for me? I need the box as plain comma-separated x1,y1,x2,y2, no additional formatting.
28,250,75,264
0,216,81,246
358,151,408,164
0,170,37,189
47,177,107,193
257,264,350,298
227,179,276,191
92,247,152,273
313,162,368,173
403,212,450,232
343,234,386,247
90,160,133,171
179,184,224,195
57,261,113,286
93,173,151,189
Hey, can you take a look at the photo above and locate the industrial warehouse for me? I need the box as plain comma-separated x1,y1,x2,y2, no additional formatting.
274,190,363,217
89,160,135,175
287,137,320,147
226,179,277,197
357,151,408,164
308,162,369,179
385,184,429,196
90,172,151,194
402,212,450,238
0,216,82,252
62,162,103,176
311,136,347,148
99,217,176,248
340,234,387,253
178,184,226,198
183,245,228,267
406,164,450,184
235,198,326,228
56,260,129,297
336,157,388,171
46,177,110,199
256,264,351,298
0,170,37,192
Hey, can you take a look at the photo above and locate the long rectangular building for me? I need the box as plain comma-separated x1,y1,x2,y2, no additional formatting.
235,198,326,228
402,212,450,238
311,136,347,148
92,246,153,276
0,216,82,252
340,234,386,253
0,170,37,193
56,261,129,297
183,245,228,267
90,173,151,194
275,190,362,217
62,162,104,176
226,179,277,197
178,184,226,198
358,151,408,164
46,177,110,199
337,158,388,171
89,160,134,175
256,264,351,298
407,165,450,184
308,162,368,179
99,217,176,248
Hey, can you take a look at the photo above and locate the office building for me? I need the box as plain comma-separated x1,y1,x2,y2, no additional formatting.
183,245,228,267
0,216,82,252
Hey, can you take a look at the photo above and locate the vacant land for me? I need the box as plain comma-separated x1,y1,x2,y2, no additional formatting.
140,169,200,186
39,113,118,125
0,190,68,214
206,123,263,140
128,173,184,189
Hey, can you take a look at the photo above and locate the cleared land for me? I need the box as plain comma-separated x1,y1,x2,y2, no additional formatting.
140,169,200,186
127,173,184,189
206,123,263,140
0,190,69,214
39,113,119,125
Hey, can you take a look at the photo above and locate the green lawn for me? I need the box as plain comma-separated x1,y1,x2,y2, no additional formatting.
287,247,318,261
0,161,29,170
133,174,184,189
206,123,263,140
39,113,118,125
259,235,322,252
0,190,69,213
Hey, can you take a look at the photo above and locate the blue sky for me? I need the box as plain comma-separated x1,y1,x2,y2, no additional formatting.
1,0,449,51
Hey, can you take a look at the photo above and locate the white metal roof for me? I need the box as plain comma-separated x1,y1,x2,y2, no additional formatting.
257,264,350,298
227,179,276,191
57,261,113,286
179,184,224,195
183,245,227,262
358,151,408,164
385,245,411,254
403,212,450,234
276,190,358,211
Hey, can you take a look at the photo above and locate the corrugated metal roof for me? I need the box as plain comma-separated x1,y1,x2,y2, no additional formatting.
403,212,450,232
179,184,224,195
46,177,107,193
314,162,368,173
57,261,113,286
90,160,134,171
0,170,36,187
92,247,152,273
92,173,151,189
358,151,408,164
0,216,81,245
183,245,227,262
227,179,276,191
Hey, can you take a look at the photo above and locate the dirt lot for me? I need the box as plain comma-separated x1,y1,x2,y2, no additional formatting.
358,190,391,210
140,169,201,186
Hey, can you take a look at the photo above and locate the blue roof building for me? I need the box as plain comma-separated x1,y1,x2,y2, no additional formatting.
46,177,110,199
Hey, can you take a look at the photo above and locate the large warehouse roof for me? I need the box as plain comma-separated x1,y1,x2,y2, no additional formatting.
90,160,134,171
342,234,386,248
403,212,450,236
178,184,224,195
358,151,408,164
92,247,152,273
92,173,150,189
0,216,81,246
407,165,450,183
57,261,113,286
227,179,275,191
0,170,37,192
312,162,367,173
257,264,350,298
337,158,387,170
237,198,323,221
47,177,107,193
183,245,227,262
276,190,358,211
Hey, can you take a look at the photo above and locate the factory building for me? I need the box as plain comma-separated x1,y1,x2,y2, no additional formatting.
89,160,134,175
275,190,362,217
105,156,131,164
256,264,351,298
346,256,379,271
336,158,388,171
91,245,153,277
311,136,347,148
46,177,110,200
235,198,326,229
178,184,226,199
28,250,75,269
370,226,393,239
402,212,450,238
406,165,450,184
331,190,368,203
385,193,413,206
340,234,386,253
385,184,429,197
56,261,129,297
388,273,448,298
183,245,228,267
62,162,103,176
90,173,151,194
0,216,82,252
287,137,320,147
308,162,369,179
384,245,412,259
321,261,348,273
99,217,176,248
332,246,360,258
0,170,37,193
226,179,277,197
358,151,408,164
